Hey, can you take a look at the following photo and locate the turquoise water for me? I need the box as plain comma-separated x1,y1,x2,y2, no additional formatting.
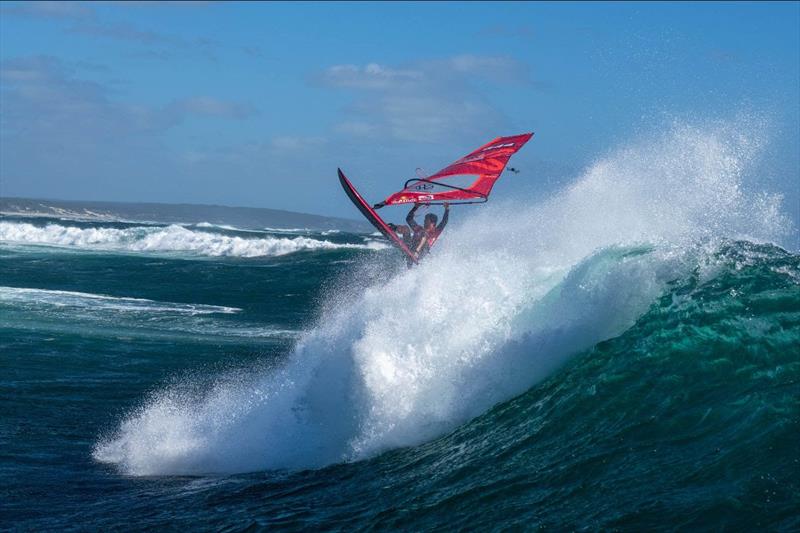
2,214,797,530
3,122,800,530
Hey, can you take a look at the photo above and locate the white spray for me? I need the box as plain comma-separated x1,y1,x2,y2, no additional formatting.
94,118,793,475
0,222,385,257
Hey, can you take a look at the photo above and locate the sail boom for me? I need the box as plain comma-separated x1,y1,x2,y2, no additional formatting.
381,133,533,206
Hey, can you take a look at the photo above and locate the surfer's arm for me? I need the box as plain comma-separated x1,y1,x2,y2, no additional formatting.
414,235,428,254
437,203,450,232
406,204,422,232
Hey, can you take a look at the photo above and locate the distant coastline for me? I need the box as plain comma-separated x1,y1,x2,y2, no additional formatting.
0,197,371,232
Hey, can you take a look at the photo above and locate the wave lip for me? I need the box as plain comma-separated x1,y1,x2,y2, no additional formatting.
0,221,386,257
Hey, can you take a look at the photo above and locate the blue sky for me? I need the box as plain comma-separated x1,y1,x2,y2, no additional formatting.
1,1,798,220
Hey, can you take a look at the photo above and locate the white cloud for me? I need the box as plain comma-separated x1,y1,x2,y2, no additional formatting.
445,54,528,82
0,56,256,140
318,55,528,143
0,55,261,199
375,93,496,142
0,55,300,209
321,63,424,90
2,1,220,60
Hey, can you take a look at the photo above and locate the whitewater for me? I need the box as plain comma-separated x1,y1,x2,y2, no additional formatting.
91,119,796,475
0,221,385,257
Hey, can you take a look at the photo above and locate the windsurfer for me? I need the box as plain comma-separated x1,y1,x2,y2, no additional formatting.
388,202,449,263
340,134,532,265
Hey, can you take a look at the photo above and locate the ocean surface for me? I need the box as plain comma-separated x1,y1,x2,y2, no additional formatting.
2,125,799,530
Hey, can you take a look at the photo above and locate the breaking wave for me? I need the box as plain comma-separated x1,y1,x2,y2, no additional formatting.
0,221,385,257
94,117,795,475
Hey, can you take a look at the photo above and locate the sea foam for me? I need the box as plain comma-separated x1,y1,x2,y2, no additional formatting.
94,117,794,475
0,286,241,315
0,222,384,257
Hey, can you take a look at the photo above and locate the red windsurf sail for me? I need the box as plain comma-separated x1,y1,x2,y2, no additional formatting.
377,133,533,207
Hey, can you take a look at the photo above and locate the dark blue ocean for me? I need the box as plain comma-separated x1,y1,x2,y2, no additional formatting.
2,127,799,530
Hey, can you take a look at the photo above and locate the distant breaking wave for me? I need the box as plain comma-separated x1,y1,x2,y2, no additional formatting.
192,222,309,234
0,286,241,315
0,221,386,257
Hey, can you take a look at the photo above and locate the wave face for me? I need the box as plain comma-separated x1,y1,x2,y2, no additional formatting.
0,221,384,257
345,240,797,531
93,119,796,476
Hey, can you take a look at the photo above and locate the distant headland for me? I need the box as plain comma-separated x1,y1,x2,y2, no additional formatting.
0,197,371,232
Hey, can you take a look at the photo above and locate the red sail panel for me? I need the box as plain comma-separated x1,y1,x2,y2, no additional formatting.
381,133,533,206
